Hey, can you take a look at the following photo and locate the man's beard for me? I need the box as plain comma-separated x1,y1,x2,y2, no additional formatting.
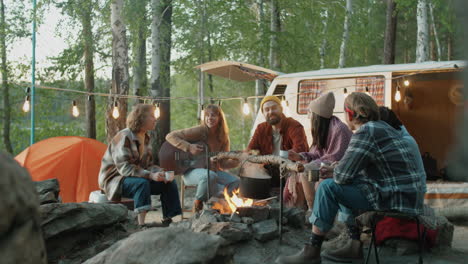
266,114,281,125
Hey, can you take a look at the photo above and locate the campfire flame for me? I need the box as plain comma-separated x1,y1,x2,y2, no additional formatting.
224,188,253,213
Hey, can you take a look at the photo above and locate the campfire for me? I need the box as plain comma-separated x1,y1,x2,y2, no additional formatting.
211,188,272,215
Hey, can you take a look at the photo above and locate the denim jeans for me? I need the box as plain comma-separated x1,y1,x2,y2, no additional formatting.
310,179,373,233
121,177,182,218
184,169,240,201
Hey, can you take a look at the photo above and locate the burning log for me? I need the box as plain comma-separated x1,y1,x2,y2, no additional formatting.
215,153,304,174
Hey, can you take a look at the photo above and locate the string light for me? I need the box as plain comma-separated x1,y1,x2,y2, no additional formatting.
154,102,161,119
22,96,30,112
343,88,348,98
112,101,120,119
395,86,401,102
365,86,371,96
72,100,79,117
281,96,291,117
242,98,250,115
404,80,410,86
200,104,205,120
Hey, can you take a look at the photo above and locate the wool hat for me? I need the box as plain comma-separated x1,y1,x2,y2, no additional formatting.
308,92,335,118
260,95,282,112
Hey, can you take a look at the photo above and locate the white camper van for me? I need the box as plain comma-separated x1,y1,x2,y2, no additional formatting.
197,60,465,169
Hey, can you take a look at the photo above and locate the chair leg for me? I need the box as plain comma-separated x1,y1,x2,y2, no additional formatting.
416,218,424,264
365,228,373,264
180,178,185,219
371,219,380,264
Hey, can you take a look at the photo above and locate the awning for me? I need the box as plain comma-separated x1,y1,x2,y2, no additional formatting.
195,61,281,82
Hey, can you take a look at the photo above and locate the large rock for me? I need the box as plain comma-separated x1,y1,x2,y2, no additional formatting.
252,219,279,242
84,227,232,264
34,179,60,204
0,152,47,264
40,202,130,261
194,222,252,245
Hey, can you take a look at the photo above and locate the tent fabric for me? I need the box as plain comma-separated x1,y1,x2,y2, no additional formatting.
15,136,107,203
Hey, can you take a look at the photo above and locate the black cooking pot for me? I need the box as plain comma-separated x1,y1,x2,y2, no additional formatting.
239,176,271,199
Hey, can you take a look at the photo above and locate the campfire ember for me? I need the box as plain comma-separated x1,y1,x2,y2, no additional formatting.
211,188,273,214
224,188,253,213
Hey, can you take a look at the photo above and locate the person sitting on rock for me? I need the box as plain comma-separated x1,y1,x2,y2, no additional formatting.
99,104,182,228
286,92,352,213
276,92,426,264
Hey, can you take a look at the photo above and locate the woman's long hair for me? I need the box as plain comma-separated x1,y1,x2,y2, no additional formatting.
126,104,155,133
311,112,331,150
203,104,230,147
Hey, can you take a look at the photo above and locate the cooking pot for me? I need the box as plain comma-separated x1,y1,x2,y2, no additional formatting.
239,176,271,199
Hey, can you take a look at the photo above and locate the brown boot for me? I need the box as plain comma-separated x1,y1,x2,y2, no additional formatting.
322,230,351,251
192,199,203,214
275,243,321,264
321,239,363,263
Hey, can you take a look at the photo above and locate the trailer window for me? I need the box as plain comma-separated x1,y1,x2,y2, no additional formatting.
355,77,385,106
297,80,326,114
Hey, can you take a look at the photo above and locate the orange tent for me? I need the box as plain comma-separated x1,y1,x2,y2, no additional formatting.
15,136,107,203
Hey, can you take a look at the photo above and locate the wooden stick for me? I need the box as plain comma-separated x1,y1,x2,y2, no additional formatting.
252,196,277,205
215,152,304,173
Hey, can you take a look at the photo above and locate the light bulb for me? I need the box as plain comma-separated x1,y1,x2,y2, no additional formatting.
365,87,370,96
395,90,401,102
154,105,160,119
242,99,250,115
112,101,120,119
343,88,348,99
200,109,205,120
72,101,79,117
22,96,30,112
281,98,288,108
404,80,410,86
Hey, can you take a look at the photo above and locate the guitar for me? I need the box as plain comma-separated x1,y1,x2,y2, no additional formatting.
158,141,219,175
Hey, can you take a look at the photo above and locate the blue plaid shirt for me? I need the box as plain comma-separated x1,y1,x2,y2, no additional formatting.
334,121,426,215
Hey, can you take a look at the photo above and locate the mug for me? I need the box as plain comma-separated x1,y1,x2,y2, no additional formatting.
307,169,320,182
165,171,175,181
279,150,288,159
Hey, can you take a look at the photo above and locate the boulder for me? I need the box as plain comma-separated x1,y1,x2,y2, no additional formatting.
34,179,60,204
252,219,278,242
83,227,232,264
194,222,252,245
0,152,47,264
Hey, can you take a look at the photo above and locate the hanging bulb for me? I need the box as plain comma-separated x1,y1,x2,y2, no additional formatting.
112,101,120,119
365,87,371,96
154,103,161,119
22,96,30,112
395,86,402,102
404,80,410,86
281,97,288,108
343,88,348,99
242,98,250,115
72,100,79,117
200,105,205,121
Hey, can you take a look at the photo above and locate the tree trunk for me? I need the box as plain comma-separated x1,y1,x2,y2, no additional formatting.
107,0,129,143
132,3,148,101
428,1,441,61
447,34,452,60
150,0,161,100
416,0,429,62
255,0,266,112
269,0,280,70
383,0,397,64
82,0,96,139
0,0,12,153
319,8,329,69
339,0,352,68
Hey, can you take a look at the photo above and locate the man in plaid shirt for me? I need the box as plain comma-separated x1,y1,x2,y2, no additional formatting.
276,92,426,264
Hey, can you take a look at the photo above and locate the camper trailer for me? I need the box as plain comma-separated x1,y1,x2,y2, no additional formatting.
197,60,465,173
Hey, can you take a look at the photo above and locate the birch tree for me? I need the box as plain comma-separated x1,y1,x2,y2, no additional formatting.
82,0,96,139
255,0,266,112
416,0,429,62
383,0,397,64
269,0,280,70
319,8,329,69
428,1,441,61
338,0,352,68
107,0,129,143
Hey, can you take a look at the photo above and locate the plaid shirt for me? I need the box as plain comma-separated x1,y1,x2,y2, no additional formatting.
98,128,161,201
334,121,425,215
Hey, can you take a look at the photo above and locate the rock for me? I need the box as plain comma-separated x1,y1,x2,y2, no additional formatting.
38,191,58,204
84,227,232,264
242,217,254,225
34,179,60,203
0,152,47,264
434,215,454,248
284,207,306,228
40,203,128,239
191,209,219,231
237,206,270,223
252,219,278,242
194,222,252,245
229,213,242,223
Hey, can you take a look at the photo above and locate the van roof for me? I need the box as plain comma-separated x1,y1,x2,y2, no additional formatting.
277,60,466,79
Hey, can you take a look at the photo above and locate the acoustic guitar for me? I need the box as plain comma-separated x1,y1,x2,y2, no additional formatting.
158,141,218,175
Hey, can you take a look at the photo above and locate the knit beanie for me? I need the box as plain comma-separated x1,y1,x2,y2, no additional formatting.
260,95,282,112
308,92,335,118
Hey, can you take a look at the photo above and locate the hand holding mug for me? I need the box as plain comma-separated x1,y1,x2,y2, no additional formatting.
150,171,166,182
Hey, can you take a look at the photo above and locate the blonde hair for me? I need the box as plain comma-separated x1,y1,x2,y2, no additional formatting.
344,92,380,123
203,104,230,147
126,104,155,132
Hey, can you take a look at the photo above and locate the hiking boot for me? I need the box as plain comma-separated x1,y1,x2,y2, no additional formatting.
322,229,351,251
275,243,321,264
192,199,204,214
322,239,363,263
161,218,173,227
